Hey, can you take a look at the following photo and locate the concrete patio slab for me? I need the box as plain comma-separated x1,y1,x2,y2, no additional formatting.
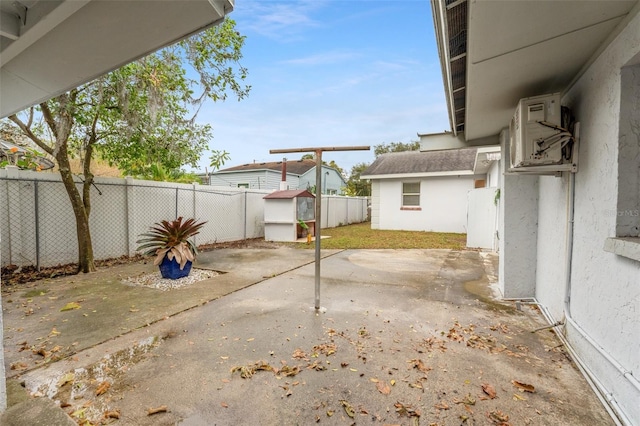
2,249,613,425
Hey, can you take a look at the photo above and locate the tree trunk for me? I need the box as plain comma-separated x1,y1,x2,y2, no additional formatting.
56,150,96,273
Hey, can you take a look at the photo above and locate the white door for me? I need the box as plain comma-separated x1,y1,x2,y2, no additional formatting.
466,188,498,250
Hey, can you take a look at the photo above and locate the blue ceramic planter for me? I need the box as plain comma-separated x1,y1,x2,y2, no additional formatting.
159,256,192,279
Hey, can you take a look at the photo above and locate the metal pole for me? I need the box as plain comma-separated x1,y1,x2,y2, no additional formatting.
269,145,370,311
314,150,322,310
175,187,179,219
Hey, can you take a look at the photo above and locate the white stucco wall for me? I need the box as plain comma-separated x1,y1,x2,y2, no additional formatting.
486,160,500,188
498,129,539,299
533,9,640,424
535,175,568,319
371,180,380,229
375,175,476,233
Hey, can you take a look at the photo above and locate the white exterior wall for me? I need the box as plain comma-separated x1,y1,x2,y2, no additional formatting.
498,129,539,298
376,175,477,233
371,180,380,229
486,160,500,188
497,9,640,423
531,10,640,424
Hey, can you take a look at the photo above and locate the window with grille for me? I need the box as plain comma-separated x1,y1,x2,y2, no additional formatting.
402,182,420,207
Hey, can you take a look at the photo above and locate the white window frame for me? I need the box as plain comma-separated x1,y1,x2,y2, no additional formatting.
401,181,421,210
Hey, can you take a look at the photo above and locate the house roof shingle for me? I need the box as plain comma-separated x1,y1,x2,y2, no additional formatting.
219,159,316,175
361,148,478,177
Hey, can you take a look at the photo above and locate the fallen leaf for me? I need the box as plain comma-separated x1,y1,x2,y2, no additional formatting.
409,359,431,373
482,383,497,399
513,393,527,401
10,361,28,371
512,380,535,393
376,381,391,395
221,402,228,408
57,373,75,387
60,302,81,312
488,410,510,424
326,410,334,417
292,348,307,359
71,408,87,418
394,402,421,418
434,401,450,410
340,400,355,418
96,381,110,396
103,410,120,419
147,405,168,415
33,347,48,357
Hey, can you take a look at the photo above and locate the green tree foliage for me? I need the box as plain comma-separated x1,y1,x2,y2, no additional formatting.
373,140,421,156
6,19,250,273
344,162,372,196
210,149,231,171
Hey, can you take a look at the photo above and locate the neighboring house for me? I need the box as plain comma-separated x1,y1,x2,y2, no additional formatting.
432,1,640,424
361,146,499,235
206,159,347,194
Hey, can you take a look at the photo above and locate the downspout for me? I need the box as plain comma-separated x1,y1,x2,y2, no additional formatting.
563,171,640,395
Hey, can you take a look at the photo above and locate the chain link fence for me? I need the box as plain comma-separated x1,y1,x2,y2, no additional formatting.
1,169,368,270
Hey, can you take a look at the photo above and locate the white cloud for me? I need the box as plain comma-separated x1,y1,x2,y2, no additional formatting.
237,0,329,42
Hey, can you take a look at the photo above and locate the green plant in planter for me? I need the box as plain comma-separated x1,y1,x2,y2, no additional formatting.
136,217,207,279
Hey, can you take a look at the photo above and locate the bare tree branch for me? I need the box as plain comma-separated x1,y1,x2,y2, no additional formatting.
7,114,54,156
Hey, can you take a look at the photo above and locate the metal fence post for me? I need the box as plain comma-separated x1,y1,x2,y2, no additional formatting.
192,183,197,247
124,177,131,256
175,187,179,219
34,181,40,271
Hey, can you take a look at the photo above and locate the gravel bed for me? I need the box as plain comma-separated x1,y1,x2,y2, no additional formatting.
122,268,218,291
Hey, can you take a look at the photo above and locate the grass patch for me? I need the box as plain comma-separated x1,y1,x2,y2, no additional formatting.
296,222,467,250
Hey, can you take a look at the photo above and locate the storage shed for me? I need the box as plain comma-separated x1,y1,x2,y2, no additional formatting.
264,189,315,242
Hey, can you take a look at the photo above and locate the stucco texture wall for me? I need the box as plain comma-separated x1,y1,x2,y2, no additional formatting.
376,176,476,233
537,8,640,423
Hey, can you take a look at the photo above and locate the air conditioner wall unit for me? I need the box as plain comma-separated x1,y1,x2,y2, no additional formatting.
510,93,564,169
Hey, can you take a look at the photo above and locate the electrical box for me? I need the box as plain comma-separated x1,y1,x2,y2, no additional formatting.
510,93,563,168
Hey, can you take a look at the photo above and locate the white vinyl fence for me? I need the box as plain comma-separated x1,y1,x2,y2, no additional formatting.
0,167,369,269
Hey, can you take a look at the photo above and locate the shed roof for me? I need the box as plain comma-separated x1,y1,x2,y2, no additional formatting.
220,160,316,175
361,148,477,178
263,189,315,199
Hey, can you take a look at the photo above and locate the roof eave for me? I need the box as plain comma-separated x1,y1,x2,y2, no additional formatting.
361,170,476,180
432,0,457,136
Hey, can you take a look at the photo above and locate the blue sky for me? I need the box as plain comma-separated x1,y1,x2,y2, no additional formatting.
196,0,449,175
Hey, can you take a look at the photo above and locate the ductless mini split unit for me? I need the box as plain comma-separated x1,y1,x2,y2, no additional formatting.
509,93,577,174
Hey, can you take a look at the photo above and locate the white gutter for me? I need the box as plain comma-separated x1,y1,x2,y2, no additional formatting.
361,170,476,180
